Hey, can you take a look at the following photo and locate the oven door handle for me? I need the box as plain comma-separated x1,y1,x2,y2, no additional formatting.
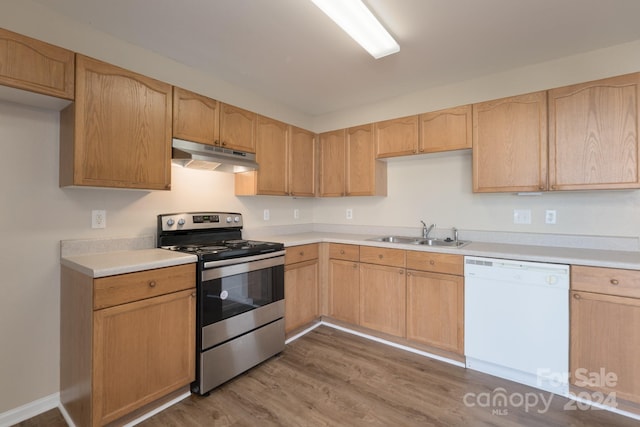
202,250,286,281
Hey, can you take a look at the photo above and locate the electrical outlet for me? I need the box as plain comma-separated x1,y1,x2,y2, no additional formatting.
513,209,531,224
293,208,300,220
263,209,270,221
545,210,557,224
92,210,106,229
346,208,353,220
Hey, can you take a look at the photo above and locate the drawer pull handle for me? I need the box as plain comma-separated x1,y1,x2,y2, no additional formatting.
299,251,304,256
429,260,435,265
610,279,619,285
148,281,157,288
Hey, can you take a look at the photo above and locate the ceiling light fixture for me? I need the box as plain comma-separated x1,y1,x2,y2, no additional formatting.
310,0,400,59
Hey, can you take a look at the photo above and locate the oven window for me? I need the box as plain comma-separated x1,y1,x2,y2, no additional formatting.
201,265,284,326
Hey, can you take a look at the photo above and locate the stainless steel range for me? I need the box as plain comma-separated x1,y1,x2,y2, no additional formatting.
157,212,285,395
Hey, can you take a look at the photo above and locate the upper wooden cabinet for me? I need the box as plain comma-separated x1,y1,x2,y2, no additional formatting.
60,55,172,190
346,124,387,196
319,129,346,197
472,91,548,193
319,126,387,197
0,28,74,99
419,105,472,153
220,103,257,153
172,86,219,145
288,126,317,197
235,121,316,196
375,115,420,158
548,73,640,191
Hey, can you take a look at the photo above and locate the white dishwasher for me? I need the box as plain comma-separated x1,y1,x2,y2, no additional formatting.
464,256,570,395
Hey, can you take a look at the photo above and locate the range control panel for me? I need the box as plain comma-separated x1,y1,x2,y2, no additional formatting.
159,212,243,231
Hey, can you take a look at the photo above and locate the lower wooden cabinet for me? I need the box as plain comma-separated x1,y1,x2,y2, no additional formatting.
359,263,406,337
406,270,464,354
60,264,196,426
284,244,319,333
570,265,640,405
328,258,360,324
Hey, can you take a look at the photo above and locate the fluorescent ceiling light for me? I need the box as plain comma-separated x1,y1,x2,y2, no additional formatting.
311,0,400,59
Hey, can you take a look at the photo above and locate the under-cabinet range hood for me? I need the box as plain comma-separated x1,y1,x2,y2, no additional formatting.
171,138,259,173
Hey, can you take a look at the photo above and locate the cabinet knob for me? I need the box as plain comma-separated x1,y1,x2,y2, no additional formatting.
610,279,619,285
573,293,581,300
221,141,227,146
214,140,220,145
148,280,157,288
398,269,404,275
429,260,435,266
191,292,196,298
353,263,358,269
340,249,345,254
299,251,304,256
378,254,383,259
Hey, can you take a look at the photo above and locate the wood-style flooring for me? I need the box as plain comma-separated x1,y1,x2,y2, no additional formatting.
16,326,638,426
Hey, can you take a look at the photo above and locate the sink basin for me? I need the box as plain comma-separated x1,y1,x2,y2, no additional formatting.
413,238,470,248
367,235,421,244
367,235,470,248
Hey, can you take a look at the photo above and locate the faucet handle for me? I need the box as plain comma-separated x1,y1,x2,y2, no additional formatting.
452,227,458,242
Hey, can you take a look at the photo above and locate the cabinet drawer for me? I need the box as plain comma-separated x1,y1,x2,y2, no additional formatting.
285,244,319,264
94,264,196,310
329,243,359,261
359,246,405,267
406,251,463,276
571,265,640,298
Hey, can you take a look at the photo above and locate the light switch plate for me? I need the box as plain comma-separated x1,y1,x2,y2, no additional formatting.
513,209,531,224
346,208,353,220
263,209,270,221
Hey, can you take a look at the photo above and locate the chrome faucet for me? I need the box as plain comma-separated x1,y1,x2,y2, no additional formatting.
420,220,436,239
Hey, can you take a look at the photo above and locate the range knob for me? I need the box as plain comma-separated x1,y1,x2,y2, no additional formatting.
226,216,233,223
166,218,175,226
234,216,241,223
178,218,185,226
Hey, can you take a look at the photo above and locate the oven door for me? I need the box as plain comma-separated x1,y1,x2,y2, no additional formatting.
200,251,285,348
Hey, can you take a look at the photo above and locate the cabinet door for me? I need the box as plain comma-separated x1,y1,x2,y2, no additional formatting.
570,291,640,404
406,270,464,354
419,105,472,153
0,28,74,99
219,103,257,152
255,115,289,195
473,91,547,192
329,259,360,324
319,129,346,197
172,86,219,145
284,259,319,333
359,263,406,337
93,289,195,425
375,115,419,158
62,55,172,190
549,73,640,190
289,126,316,197
346,124,387,196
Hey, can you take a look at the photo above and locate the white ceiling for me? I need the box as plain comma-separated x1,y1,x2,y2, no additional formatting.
32,0,640,115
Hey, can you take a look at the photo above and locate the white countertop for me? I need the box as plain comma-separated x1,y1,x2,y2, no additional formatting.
61,248,197,278
257,232,640,270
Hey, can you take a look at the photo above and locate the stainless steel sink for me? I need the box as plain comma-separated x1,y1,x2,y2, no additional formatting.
367,235,422,244
367,235,470,248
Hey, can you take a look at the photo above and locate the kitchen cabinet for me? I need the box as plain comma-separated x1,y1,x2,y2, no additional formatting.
288,126,317,197
284,244,319,333
60,263,196,427
472,91,548,192
406,252,464,355
219,103,257,153
319,126,387,197
319,129,346,196
255,115,289,195
419,105,472,153
570,265,640,405
0,27,74,99
328,244,360,324
172,86,220,145
549,73,640,190
59,55,172,190
374,115,420,158
359,246,406,337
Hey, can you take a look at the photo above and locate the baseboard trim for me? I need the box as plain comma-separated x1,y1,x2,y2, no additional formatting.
0,392,59,427
122,390,191,427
